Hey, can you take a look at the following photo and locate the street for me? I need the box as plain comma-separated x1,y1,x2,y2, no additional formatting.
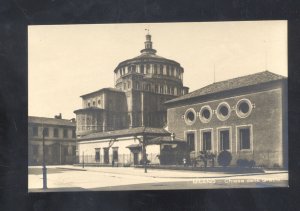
28,166,288,191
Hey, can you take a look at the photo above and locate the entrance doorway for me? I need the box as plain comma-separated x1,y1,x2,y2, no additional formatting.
133,153,139,165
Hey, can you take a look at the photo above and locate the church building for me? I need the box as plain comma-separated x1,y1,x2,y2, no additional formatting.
74,33,287,169
74,33,189,165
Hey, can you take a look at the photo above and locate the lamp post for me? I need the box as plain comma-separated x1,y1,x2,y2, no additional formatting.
42,125,47,190
141,135,147,173
134,135,147,173
82,151,85,168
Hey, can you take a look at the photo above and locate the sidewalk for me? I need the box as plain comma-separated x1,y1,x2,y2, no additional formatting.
41,165,288,179
28,165,288,191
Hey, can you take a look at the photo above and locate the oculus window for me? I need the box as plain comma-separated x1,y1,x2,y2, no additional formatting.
184,108,196,125
236,99,253,118
199,105,212,123
216,102,231,121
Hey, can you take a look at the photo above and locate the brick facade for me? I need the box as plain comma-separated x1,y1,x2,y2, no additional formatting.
166,74,288,168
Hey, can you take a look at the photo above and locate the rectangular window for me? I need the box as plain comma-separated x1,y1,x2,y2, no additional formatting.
112,147,118,162
95,148,100,162
32,126,38,136
43,128,49,137
219,130,230,151
72,129,76,138
32,145,38,155
202,131,212,151
239,128,251,150
63,129,68,138
54,128,59,138
187,133,195,152
104,148,109,164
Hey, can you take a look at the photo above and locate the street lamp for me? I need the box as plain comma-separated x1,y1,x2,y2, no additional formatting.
82,151,85,168
42,124,47,190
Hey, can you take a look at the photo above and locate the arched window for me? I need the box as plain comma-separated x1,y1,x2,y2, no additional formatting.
160,85,163,93
146,84,151,91
166,66,170,75
154,64,157,74
140,65,144,74
155,84,158,93
146,64,150,74
174,87,178,95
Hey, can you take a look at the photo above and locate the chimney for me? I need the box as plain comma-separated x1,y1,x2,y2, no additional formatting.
54,113,62,119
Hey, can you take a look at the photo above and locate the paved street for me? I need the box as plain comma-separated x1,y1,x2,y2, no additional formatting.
28,165,288,191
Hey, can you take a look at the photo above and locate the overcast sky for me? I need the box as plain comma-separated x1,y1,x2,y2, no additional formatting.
28,21,287,119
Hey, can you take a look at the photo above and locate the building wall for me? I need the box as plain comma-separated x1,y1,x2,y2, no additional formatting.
28,123,76,165
78,137,160,165
167,84,286,168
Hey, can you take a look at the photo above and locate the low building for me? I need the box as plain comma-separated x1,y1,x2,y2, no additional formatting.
165,71,288,168
77,127,171,166
28,115,77,165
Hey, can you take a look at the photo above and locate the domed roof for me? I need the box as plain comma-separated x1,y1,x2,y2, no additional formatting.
114,33,181,72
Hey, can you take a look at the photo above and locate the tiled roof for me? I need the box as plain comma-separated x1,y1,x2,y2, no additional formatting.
148,136,185,145
28,116,76,127
74,107,103,114
80,87,124,98
166,71,286,104
79,127,170,141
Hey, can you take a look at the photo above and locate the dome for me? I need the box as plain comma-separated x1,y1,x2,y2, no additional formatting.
114,34,183,73
113,33,189,96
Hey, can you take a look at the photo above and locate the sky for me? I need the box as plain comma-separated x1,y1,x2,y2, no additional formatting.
28,21,287,119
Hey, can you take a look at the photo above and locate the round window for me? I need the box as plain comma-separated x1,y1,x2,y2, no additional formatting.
216,102,231,121
184,108,196,125
236,99,252,118
199,105,212,123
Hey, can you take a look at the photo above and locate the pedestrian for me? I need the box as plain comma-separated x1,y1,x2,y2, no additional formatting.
183,157,187,167
112,159,115,167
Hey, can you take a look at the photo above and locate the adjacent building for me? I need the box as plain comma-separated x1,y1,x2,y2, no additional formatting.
165,71,288,168
28,115,77,165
